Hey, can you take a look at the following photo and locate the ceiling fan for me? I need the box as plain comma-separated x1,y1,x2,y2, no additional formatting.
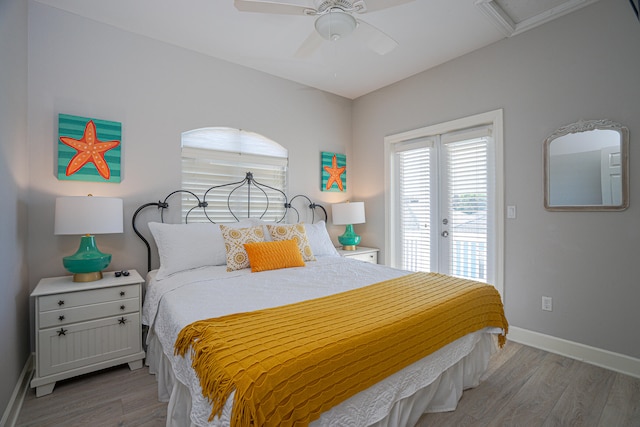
233,0,415,58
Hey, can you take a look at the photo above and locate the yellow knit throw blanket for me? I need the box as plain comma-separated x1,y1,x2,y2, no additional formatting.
174,272,508,426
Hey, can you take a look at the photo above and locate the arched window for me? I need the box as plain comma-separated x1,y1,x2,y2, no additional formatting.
181,127,288,222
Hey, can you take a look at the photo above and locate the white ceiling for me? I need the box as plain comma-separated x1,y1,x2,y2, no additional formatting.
33,0,599,99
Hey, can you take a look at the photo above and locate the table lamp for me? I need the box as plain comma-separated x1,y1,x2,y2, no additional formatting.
54,195,123,282
332,201,365,250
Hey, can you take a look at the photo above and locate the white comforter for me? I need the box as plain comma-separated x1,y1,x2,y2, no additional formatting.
143,257,500,427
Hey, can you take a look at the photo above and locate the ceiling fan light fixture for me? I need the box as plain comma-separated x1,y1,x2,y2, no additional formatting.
315,10,357,41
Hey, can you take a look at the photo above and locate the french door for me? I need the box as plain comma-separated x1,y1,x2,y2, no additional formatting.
385,111,503,292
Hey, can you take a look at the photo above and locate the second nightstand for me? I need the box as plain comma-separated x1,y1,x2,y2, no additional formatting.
30,270,146,397
337,246,379,264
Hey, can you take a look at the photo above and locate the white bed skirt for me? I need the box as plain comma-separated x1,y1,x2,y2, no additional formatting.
146,329,500,427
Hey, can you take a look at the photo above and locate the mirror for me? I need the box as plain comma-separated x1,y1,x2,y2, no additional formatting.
544,119,629,211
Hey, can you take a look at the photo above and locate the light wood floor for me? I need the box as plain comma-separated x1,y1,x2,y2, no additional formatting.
16,363,166,427
418,342,640,426
15,341,640,427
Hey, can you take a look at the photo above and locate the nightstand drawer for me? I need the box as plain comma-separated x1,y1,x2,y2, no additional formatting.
337,246,379,264
37,313,142,377
38,285,138,312
348,252,378,263
39,297,139,328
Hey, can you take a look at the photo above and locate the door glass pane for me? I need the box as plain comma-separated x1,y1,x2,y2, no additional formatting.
398,146,432,271
445,137,488,282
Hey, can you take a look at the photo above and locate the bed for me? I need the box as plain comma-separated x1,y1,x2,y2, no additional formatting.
134,173,508,427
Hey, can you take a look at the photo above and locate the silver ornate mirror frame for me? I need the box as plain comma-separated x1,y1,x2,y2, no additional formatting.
544,119,629,211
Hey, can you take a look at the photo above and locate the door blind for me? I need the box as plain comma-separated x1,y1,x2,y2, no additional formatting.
442,130,491,282
396,143,433,272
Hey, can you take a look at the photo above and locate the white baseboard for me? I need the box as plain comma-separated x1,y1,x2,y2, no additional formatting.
508,327,640,379
1,354,33,427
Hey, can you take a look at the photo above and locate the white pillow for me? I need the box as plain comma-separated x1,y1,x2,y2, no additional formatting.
148,221,251,280
304,221,340,257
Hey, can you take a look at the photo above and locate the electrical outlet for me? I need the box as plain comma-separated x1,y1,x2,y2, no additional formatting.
507,205,517,219
542,296,553,311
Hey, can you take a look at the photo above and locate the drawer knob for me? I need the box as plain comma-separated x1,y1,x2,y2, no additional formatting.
120,291,126,297
120,305,125,311
57,300,65,306
58,315,65,321
118,317,127,325
57,328,67,336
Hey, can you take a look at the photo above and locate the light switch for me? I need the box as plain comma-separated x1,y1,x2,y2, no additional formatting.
507,205,517,219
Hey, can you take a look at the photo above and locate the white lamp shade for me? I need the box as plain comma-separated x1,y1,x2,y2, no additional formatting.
332,202,365,225
315,10,357,41
55,196,124,235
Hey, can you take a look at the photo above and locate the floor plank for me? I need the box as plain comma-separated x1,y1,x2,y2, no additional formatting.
487,352,575,426
16,365,166,427
453,343,548,421
543,362,616,426
598,373,640,427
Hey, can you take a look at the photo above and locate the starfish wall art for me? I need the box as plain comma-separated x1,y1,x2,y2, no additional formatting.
321,152,347,192
57,114,122,183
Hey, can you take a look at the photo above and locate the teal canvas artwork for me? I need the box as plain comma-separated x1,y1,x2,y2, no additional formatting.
321,151,346,192
57,114,121,183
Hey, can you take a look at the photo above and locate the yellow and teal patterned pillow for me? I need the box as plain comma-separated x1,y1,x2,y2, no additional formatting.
220,225,265,271
244,240,305,273
266,223,315,261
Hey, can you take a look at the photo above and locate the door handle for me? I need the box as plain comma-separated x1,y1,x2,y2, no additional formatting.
441,231,449,237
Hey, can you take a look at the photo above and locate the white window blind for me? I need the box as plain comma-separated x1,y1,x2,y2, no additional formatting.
181,128,288,223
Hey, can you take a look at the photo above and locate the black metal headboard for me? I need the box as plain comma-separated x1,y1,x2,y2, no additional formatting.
132,172,327,272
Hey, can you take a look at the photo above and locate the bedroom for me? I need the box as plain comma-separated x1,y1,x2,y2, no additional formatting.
1,0,639,425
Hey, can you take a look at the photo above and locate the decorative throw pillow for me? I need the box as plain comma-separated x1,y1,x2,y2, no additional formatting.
220,225,265,271
304,221,340,257
266,223,316,261
244,239,306,273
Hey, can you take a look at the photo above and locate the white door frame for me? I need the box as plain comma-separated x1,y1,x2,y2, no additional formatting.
384,109,504,297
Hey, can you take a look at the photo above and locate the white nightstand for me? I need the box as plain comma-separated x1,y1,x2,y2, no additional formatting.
30,270,146,397
337,246,379,264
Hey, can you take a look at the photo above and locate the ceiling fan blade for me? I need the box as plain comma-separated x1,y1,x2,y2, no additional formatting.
234,0,316,15
353,20,398,55
352,0,415,13
294,30,324,58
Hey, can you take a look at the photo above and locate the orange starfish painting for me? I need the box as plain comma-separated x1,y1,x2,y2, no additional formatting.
59,119,120,180
323,153,346,192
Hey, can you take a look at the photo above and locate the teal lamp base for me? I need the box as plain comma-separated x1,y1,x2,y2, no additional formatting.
62,235,112,282
338,224,361,251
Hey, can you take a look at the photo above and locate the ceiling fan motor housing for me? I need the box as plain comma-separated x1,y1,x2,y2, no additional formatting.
316,0,357,14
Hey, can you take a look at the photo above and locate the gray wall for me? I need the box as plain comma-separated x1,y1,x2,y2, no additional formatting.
0,0,30,414
352,0,640,359
26,2,353,290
